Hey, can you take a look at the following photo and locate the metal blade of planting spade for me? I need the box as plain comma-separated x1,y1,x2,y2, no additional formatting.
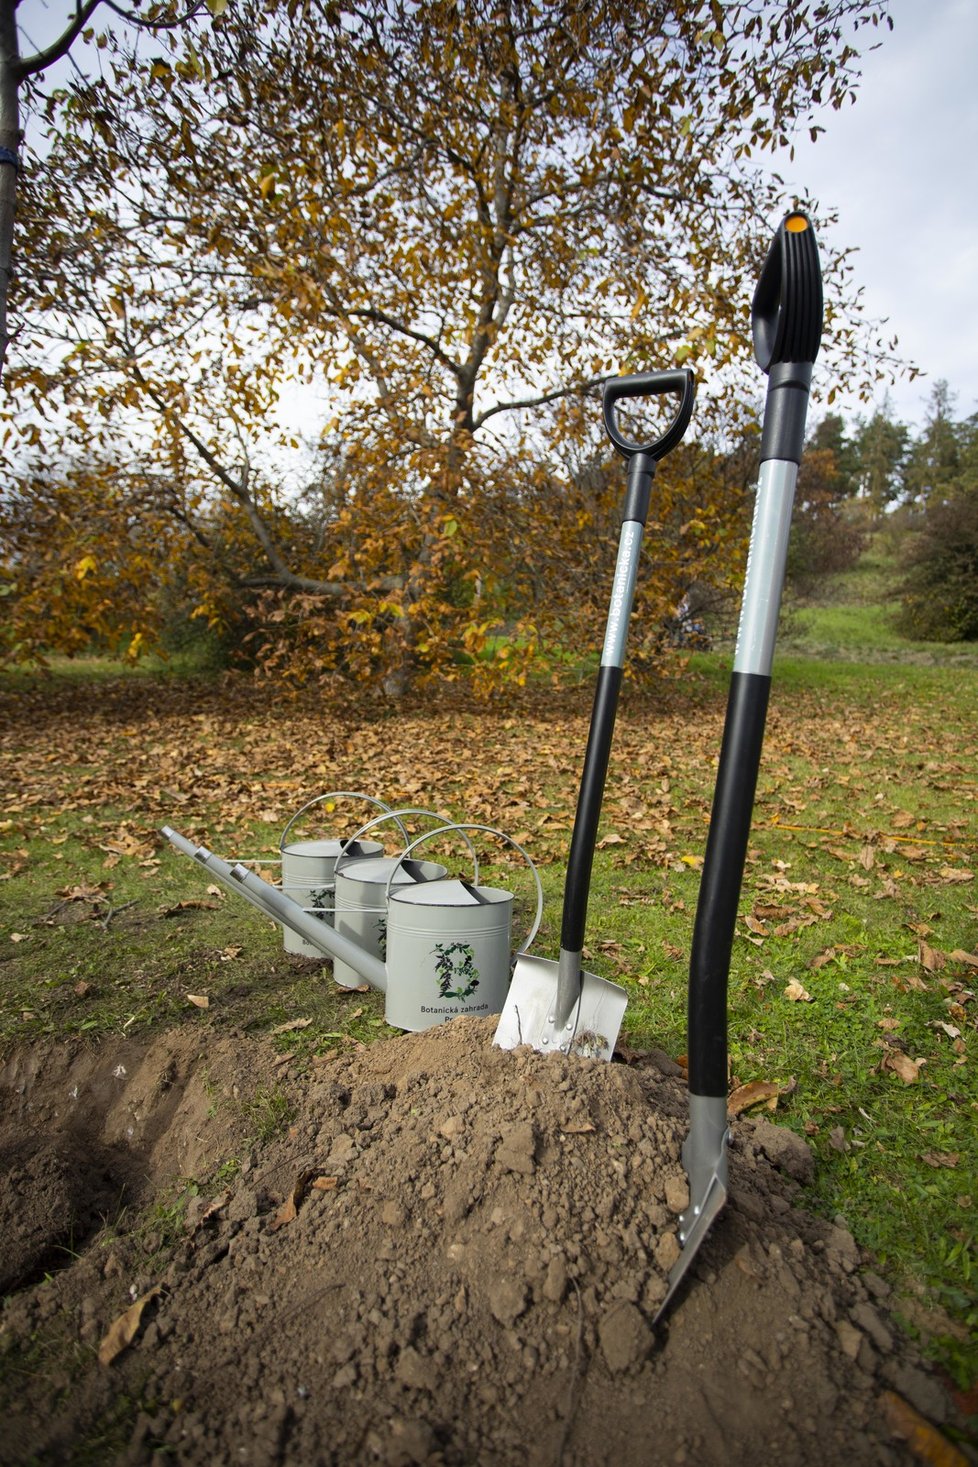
655,211,823,1323
494,368,696,1062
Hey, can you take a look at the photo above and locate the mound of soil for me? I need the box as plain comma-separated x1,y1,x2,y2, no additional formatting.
0,1019,968,1466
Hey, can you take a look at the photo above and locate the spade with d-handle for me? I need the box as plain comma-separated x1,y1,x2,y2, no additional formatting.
494,367,696,1062
655,212,824,1322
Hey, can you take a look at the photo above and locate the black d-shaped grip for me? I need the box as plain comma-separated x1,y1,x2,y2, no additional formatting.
602,368,696,461
752,212,823,373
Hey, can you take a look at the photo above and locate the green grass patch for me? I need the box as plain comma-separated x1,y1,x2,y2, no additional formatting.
777,528,978,667
780,601,978,665
0,643,225,688
0,804,400,1057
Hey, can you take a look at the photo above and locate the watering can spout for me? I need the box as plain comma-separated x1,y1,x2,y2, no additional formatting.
161,825,388,989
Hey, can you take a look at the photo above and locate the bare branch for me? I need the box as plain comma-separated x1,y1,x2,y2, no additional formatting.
14,0,103,81
127,364,348,597
345,303,461,378
473,377,607,430
101,0,211,36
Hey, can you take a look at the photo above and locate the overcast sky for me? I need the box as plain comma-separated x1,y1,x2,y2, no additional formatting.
772,0,978,429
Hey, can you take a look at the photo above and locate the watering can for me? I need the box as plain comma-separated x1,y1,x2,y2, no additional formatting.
161,820,541,1033
378,824,542,1032
162,825,392,987
326,806,477,990
277,792,397,956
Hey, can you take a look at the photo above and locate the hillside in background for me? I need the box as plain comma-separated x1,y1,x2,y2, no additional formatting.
777,525,978,669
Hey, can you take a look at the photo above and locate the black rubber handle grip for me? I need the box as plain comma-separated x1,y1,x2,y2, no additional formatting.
751,212,823,373
602,368,696,460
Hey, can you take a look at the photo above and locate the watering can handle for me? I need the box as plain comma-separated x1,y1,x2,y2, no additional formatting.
384,823,545,960
332,807,479,880
279,791,407,852
602,368,696,462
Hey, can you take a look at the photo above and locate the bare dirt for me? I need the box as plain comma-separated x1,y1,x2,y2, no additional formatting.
0,1017,970,1466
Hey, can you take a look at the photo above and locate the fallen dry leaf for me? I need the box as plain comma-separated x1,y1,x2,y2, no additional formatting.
186,993,210,1009
201,1191,232,1221
161,898,220,916
269,1191,299,1232
882,1390,970,1466
920,1151,959,1169
270,1018,314,1035
98,1287,161,1366
919,941,946,973
883,1051,922,1085
58,881,109,901
939,866,973,884
783,980,813,1003
727,1080,780,1116
894,971,929,993
949,948,978,969
268,1172,315,1232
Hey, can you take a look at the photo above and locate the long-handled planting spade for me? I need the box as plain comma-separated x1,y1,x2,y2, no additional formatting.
655,212,824,1321
495,368,696,1062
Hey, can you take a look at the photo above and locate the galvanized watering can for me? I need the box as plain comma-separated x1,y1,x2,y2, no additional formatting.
278,792,398,956
326,806,476,990
162,825,398,986
161,818,541,1034
379,824,542,1033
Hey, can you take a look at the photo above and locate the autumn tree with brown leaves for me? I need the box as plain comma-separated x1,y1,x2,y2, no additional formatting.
3,0,902,690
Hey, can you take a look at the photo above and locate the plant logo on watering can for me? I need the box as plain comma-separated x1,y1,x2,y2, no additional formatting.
384,880,513,1033
434,942,479,1002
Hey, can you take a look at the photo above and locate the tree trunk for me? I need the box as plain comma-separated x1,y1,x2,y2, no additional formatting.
0,0,21,377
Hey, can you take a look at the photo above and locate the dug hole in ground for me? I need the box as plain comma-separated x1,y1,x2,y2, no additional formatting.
0,1016,971,1466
